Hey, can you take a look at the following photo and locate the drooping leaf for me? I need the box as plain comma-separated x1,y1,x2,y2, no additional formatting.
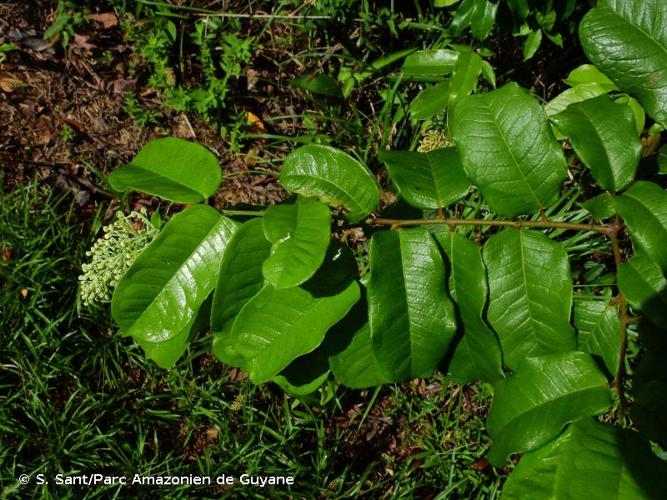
551,94,642,191
210,218,272,366
579,0,667,125
401,49,458,80
378,148,472,209
483,229,576,370
368,228,457,380
659,145,667,174
448,47,483,104
614,181,667,272
451,83,568,217
502,419,667,499
487,351,612,466
435,232,504,383
291,74,342,97
583,192,616,220
262,196,331,289
573,299,621,377
112,206,238,348
230,243,360,384
280,144,380,223
409,81,451,120
618,253,667,325
108,137,221,203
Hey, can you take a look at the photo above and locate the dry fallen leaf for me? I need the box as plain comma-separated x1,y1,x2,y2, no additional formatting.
74,34,97,50
0,75,26,93
88,12,118,29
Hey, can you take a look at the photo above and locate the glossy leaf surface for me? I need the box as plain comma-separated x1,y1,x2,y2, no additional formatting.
112,205,238,345
280,145,380,222
368,228,457,380
108,137,221,203
487,352,612,466
435,232,503,383
579,0,667,125
262,196,331,289
483,229,576,370
451,83,568,216
573,299,621,377
551,94,641,191
618,253,667,325
502,419,667,499
379,148,472,209
614,181,667,272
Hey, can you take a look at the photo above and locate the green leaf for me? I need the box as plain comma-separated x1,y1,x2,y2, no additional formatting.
659,145,667,174
618,253,667,325
108,137,221,203
112,205,238,347
448,47,483,104
434,0,461,6
579,0,667,125
614,181,667,272
368,228,457,380
523,29,542,61
378,148,472,209
583,192,616,220
231,244,360,383
291,74,342,97
435,232,504,383
481,60,496,87
280,145,380,223
573,299,621,377
451,83,568,217
328,297,390,388
409,81,451,120
471,0,498,41
401,49,458,80
502,419,667,499
564,64,616,90
483,229,576,370
487,352,612,466
544,83,608,119
262,196,331,289
211,218,272,366
551,95,642,191
632,334,667,449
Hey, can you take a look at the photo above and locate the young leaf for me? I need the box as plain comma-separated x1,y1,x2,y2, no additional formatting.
210,218,272,366
564,64,616,90
579,0,667,125
378,148,472,209
450,83,568,217
409,81,451,120
470,0,498,41
573,299,621,377
262,196,331,289
544,83,608,117
523,29,542,61
448,47,483,104
108,137,221,203
483,229,576,370
401,49,458,80
551,94,642,191
502,419,667,499
231,243,360,383
368,228,457,380
435,232,504,383
614,181,667,272
280,144,380,223
112,205,238,344
486,352,612,466
618,253,667,325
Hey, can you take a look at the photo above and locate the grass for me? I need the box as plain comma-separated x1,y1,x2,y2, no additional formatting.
0,176,504,498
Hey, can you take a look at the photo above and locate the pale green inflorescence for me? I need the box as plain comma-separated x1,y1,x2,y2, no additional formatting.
417,128,452,153
79,208,159,306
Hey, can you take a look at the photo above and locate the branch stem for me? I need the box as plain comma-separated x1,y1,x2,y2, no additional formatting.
367,216,616,234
